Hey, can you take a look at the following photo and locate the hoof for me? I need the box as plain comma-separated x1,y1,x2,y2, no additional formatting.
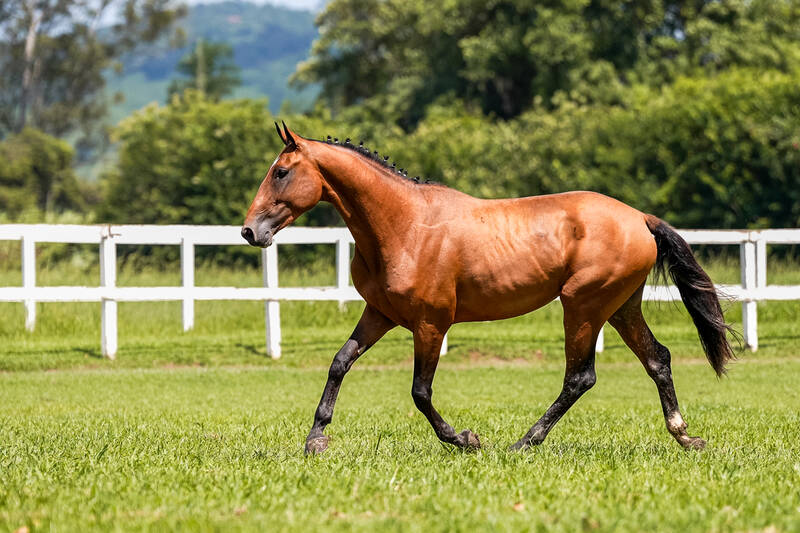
304,435,330,455
683,436,706,450
457,429,481,451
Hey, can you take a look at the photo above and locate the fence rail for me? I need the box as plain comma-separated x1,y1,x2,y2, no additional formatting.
1,224,797,358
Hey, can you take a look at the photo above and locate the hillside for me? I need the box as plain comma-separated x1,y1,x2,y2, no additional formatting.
106,1,319,122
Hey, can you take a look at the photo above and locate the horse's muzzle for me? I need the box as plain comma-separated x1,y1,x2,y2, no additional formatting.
241,225,273,247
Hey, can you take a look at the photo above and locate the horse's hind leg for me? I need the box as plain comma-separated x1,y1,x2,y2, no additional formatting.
608,285,706,450
510,305,601,450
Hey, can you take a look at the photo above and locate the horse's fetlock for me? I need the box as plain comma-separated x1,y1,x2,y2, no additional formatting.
667,412,688,435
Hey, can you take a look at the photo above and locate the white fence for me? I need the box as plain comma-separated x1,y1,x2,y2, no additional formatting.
0,224,798,359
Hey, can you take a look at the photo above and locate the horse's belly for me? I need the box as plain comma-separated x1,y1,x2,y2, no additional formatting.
453,278,561,323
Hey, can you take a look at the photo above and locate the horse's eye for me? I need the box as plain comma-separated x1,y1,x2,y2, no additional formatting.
274,167,289,179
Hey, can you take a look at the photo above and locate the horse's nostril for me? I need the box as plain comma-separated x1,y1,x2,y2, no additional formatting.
241,226,255,242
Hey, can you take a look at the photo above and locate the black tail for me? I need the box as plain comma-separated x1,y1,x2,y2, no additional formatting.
646,215,738,376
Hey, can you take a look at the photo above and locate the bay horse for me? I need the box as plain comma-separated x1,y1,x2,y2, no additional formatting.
242,123,736,454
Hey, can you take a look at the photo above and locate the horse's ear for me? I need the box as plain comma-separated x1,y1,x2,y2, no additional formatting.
275,121,287,145
281,121,297,148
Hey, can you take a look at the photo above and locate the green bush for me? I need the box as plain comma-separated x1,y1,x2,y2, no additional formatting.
386,68,800,229
99,91,280,226
513,68,800,228
0,128,87,218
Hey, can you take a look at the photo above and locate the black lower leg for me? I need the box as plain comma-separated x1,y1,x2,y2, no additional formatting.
511,354,596,450
410,377,480,449
411,326,480,450
644,341,705,449
307,340,359,439
305,306,393,454
609,286,705,450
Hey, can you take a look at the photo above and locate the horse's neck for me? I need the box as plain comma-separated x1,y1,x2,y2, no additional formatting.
316,147,419,265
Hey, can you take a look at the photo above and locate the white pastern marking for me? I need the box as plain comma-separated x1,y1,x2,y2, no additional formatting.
668,412,686,432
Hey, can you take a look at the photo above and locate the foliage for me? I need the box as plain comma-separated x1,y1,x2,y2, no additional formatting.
108,0,320,120
99,91,347,230
167,39,242,101
510,68,800,228
0,0,186,140
99,65,800,232
99,91,277,225
372,69,800,229
294,0,800,129
0,128,87,217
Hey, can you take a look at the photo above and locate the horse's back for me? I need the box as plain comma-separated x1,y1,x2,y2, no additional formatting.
445,190,657,322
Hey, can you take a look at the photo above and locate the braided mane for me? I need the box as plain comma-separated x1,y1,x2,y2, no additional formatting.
315,136,436,185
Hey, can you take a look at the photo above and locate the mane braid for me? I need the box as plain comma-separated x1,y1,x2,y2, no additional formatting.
312,136,438,186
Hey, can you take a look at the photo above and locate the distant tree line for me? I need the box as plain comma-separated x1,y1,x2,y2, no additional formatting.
0,0,185,142
2,0,800,237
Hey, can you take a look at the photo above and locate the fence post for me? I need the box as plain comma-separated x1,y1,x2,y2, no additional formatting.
100,228,118,359
336,236,349,310
755,235,767,290
262,245,281,359
595,326,605,353
181,237,195,331
440,333,448,355
21,236,36,332
740,240,757,351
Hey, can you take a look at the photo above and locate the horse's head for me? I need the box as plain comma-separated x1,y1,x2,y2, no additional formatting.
242,122,324,247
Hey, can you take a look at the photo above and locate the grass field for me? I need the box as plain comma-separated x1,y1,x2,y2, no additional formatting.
1,259,800,531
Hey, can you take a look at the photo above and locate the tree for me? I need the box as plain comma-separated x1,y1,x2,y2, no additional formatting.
167,39,242,101
99,91,279,226
0,127,86,217
0,0,186,139
388,68,800,229
292,0,800,129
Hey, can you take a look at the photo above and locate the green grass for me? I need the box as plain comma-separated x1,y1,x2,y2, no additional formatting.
1,362,799,532
1,261,800,531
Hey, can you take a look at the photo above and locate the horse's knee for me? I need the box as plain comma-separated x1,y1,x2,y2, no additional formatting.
328,357,348,381
565,368,596,396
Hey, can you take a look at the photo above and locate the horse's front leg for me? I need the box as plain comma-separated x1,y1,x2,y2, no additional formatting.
411,321,481,450
305,305,395,455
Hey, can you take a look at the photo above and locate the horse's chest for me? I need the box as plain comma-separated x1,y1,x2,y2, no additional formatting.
351,254,435,328
352,276,414,328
